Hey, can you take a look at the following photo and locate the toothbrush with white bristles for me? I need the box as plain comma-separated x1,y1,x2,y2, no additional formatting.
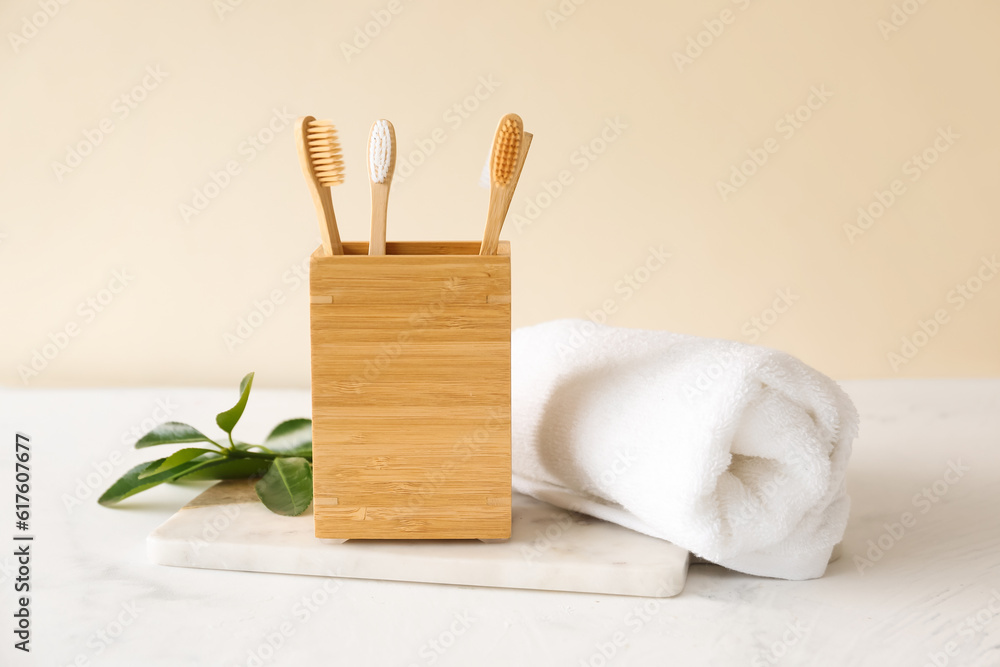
367,119,396,256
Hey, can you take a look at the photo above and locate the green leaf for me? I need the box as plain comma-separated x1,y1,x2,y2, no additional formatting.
264,418,313,458
254,457,313,516
216,372,254,435
99,457,214,506
138,448,216,479
177,457,273,480
135,422,215,449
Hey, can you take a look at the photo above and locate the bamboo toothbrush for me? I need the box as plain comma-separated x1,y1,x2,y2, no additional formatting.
295,116,345,256
480,114,531,255
367,119,396,256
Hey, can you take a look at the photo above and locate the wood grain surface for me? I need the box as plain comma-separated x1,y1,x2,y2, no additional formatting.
310,241,511,539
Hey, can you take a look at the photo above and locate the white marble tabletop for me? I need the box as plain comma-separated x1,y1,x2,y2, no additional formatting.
1,379,998,666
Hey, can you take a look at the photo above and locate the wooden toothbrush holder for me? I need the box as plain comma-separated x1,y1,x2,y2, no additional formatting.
309,241,512,539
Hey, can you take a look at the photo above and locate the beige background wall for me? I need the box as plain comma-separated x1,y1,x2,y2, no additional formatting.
2,0,998,387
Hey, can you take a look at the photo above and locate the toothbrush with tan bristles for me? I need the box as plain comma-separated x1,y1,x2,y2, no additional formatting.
367,119,396,256
295,116,345,256
480,113,531,255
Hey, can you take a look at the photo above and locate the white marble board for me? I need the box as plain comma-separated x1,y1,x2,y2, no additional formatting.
148,480,689,597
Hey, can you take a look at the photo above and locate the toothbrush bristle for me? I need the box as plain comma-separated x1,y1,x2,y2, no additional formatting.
306,119,344,186
491,114,522,185
368,119,393,184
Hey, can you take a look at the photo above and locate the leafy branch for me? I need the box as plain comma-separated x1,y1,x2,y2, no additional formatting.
99,372,314,516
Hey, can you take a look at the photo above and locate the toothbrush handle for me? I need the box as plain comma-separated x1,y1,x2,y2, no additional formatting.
481,186,510,256
369,183,389,256
313,183,343,256
480,133,531,255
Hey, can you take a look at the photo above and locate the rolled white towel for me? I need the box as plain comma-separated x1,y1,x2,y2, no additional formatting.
511,319,859,580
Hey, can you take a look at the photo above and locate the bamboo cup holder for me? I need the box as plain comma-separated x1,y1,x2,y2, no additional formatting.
310,241,512,539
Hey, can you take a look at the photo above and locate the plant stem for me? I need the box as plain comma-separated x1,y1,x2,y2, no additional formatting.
228,449,279,461
206,438,227,454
